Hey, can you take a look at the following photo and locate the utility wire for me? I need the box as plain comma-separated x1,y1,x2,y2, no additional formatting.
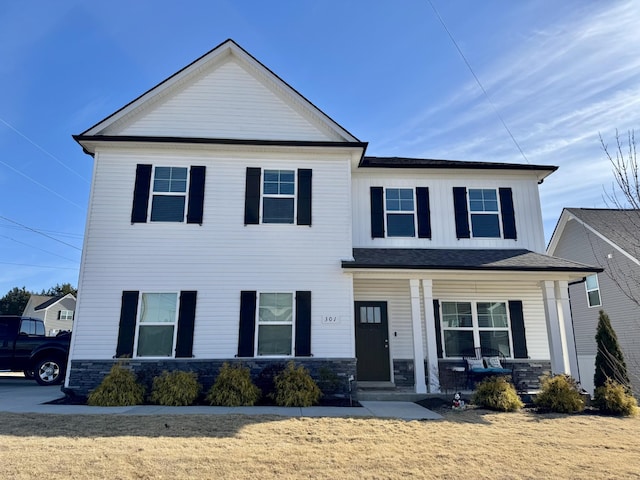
0,215,82,251
0,261,78,270
0,116,90,183
0,223,83,239
426,0,530,164
0,235,80,263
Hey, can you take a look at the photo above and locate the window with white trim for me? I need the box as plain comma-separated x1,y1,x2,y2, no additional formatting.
262,170,295,223
468,188,501,237
385,188,416,237
150,167,188,222
585,274,601,308
441,301,512,357
256,292,294,355
59,310,74,321
135,293,178,357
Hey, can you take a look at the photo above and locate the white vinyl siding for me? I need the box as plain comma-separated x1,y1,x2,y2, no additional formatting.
70,147,354,360
351,171,546,252
103,60,342,142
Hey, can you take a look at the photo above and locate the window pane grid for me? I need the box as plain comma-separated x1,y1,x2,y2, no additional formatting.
257,292,294,356
262,170,295,223
586,274,601,307
385,188,416,237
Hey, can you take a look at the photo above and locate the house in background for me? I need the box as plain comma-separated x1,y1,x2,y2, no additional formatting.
548,208,640,396
22,293,76,335
65,39,599,399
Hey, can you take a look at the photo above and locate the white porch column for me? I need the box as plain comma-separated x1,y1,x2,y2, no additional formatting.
541,280,569,374
410,279,427,394
421,279,441,393
556,280,578,378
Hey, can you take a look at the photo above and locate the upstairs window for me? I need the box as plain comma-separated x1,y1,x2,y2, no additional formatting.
151,167,188,222
58,310,74,321
585,274,601,308
385,188,416,237
469,189,500,237
263,170,295,223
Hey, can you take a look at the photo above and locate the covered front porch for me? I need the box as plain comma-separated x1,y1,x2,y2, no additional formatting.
343,248,601,394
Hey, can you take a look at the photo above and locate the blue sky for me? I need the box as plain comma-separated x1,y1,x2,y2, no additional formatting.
1,0,640,296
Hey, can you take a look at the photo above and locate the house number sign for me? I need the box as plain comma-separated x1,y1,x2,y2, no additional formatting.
321,315,340,324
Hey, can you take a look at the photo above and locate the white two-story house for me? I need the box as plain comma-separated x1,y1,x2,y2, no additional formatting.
65,39,599,398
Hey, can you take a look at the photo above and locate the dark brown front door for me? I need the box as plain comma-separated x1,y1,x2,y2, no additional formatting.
355,302,390,381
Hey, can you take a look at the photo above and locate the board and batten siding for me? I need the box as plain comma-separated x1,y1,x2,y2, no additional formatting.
351,170,546,252
103,59,342,142
72,146,355,360
353,278,550,361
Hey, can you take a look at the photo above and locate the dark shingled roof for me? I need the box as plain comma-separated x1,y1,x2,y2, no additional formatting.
35,296,64,310
359,156,558,173
565,208,640,259
342,248,601,272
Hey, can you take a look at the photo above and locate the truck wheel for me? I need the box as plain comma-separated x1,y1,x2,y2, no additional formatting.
34,358,65,386
23,369,35,379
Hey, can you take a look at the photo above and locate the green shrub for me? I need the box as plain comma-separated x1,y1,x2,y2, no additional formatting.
272,361,321,407
206,363,261,406
150,370,202,406
534,374,585,413
472,376,523,412
88,364,145,406
593,379,638,416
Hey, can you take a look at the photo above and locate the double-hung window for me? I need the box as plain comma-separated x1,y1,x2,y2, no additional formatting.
150,167,188,222
135,293,178,357
468,189,500,237
257,293,294,355
385,188,416,237
441,301,511,357
59,310,74,321
262,170,295,223
585,274,601,307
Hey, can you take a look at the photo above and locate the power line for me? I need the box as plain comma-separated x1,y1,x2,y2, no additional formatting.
0,261,78,270
0,116,90,184
426,0,530,164
0,215,82,251
0,235,80,263
0,223,83,239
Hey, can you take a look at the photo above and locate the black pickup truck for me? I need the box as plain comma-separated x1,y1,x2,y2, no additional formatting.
0,316,71,385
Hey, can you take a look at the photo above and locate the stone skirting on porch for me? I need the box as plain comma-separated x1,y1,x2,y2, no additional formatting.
66,358,356,399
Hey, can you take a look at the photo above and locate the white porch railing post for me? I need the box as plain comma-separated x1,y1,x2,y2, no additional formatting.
541,280,569,374
410,279,427,394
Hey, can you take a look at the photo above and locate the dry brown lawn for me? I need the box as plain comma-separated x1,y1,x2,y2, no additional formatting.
0,408,638,479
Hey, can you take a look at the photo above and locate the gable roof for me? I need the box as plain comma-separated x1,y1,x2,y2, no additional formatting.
75,39,363,154
548,208,640,264
33,293,76,311
343,248,601,274
359,157,557,183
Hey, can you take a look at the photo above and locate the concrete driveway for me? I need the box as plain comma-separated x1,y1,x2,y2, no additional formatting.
0,372,442,419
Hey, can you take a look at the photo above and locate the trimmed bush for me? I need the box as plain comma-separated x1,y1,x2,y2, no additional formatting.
272,361,322,407
206,363,261,406
534,374,585,413
472,376,523,412
150,370,202,406
593,378,638,416
88,364,145,406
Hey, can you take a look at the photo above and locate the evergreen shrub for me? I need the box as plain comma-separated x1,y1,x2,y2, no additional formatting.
272,361,321,407
534,374,585,413
150,370,202,406
594,310,630,390
472,376,523,412
593,378,638,416
87,364,145,406
206,363,261,406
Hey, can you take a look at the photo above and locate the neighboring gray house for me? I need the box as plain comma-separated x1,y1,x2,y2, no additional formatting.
548,208,640,396
22,294,76,335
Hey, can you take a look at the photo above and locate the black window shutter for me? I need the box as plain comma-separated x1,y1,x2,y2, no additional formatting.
499,187,517,240
509,300,528,358
453,187,470,239
116,291,139,358
244,168,261,225
131,164,152,223
237,291,257,357
416,187,431,239
57,310,61,320
370,187,384,238
297,169,312,226
187,166,206,224
295,291,312,356
433,299,443,358
175,291,197,358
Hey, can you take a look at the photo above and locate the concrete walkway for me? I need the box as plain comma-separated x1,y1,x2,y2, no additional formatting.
0,375,442,420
